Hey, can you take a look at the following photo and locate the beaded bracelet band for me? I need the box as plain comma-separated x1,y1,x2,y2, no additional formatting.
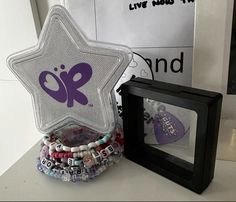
37,157,113,182
37,125,124,182
43,131,112,153
38,140,123,182
40,128,123,161
40,140,122,167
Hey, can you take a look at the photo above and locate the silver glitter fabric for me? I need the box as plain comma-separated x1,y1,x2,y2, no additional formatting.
7,5,132,134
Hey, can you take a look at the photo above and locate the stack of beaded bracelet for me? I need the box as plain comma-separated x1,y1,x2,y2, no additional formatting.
37,125,124,182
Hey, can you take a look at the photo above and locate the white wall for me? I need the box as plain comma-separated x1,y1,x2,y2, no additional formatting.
0,0,42,176
0,0,62,176
193,0,234,119
193,0,236,161
0,0,39,80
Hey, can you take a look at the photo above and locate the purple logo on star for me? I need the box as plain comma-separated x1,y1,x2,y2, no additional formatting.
39,63,92,107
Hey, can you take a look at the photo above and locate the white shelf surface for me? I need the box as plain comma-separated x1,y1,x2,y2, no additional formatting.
0,142,236,201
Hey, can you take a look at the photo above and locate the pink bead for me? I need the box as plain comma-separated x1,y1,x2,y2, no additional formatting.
68,152,73,158
58,153,64,158
54,153,59,158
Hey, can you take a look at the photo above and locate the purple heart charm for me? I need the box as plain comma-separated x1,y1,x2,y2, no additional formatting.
154,111,185,145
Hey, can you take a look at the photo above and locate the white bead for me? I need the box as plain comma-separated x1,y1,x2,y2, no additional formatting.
68,158,75,166
71,167,77,171
71,147,80,152
95,141,100,146
81,174,88,181
80,152,85,158
55,144,63,152
55,162,60,166
105,145,114,154
78,152,83,158
49,142,56,150
73,153,78,158
43,139,50,146
63,145,71,152
41,157,47,166
42,136,49,143
45,160,54,169
82,151,91,156
92,151,102,164
88,142,97,149
79,145,88,151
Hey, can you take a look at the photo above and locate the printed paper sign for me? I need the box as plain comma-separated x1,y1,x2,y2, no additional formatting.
64,0,195,148
64,0,195,86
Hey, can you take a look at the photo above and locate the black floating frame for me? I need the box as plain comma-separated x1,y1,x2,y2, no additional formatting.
121,78,222,194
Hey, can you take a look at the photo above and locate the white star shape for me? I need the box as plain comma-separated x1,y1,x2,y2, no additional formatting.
7,6,132,134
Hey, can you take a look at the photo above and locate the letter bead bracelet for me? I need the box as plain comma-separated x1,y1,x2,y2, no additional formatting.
37,126,124,182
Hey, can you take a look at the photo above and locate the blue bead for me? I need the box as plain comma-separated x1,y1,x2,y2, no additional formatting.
49,171,54,177
102,137,108,142
106,133,111,138
74,160,82,166
45,170,50,175
37,164,43,172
